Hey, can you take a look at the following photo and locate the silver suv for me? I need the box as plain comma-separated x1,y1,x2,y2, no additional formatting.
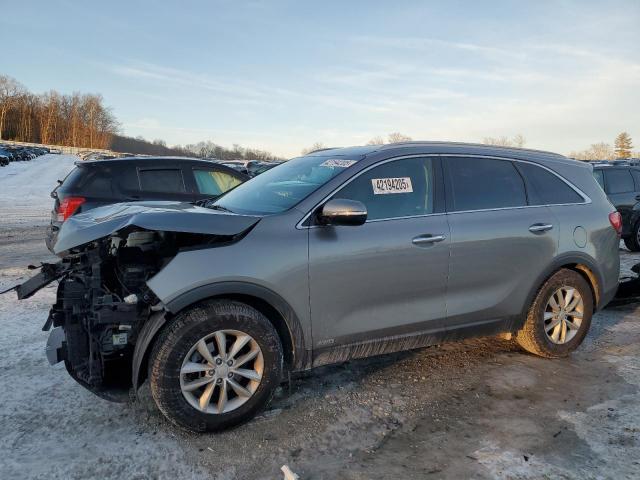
14,142,620,432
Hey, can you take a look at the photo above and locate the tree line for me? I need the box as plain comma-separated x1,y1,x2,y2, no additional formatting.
0,75,118,149
569,132,636,160
109,136,284,161
0,74,283,160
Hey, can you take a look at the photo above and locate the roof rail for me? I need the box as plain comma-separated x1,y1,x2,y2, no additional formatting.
306,147,338,154
378,141,565,158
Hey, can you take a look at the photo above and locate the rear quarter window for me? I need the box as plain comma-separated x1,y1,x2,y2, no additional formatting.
593,169,605,190
81,170,113,196
115,165,140,191
516,162,584,205
605,169,634,194
58,167,85,191
59,166,113,196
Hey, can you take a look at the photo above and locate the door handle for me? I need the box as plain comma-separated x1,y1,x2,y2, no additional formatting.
635,194,640,201
412,234,446,246
528,223,554,233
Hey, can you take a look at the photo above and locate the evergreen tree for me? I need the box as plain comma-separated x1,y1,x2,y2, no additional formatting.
614,132,633,158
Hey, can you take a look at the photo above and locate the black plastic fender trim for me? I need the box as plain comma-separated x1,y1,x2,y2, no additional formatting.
132,310,168,392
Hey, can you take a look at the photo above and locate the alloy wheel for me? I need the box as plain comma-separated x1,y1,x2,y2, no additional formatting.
543,287,584,344
179,329,264,414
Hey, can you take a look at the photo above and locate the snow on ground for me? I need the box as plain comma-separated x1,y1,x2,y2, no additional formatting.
0,154,78,227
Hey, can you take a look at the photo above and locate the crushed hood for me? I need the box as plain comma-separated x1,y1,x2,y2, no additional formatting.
53,201,261,254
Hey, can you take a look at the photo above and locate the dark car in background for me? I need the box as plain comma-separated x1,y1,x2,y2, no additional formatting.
46,157,248,251
0,149,10,166
592,164,640,251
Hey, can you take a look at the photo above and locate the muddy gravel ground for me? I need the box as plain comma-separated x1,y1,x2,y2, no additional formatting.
1,225,639,480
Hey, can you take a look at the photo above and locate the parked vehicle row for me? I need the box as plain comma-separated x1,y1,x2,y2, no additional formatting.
0,144,50,165
587,159,640,167
10,142,620,433
76,150,281,178
77,151,127,161
216,159,280,177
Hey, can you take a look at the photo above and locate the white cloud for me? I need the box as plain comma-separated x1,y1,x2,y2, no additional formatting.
105,26,640,158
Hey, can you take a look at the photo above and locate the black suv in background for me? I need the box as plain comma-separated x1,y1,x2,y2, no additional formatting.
592,164,640,250
46,157,248,251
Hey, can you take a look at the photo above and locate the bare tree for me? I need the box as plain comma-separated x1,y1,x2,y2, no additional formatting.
482,134,526,148
569,142,615,161
301,142,326,155
512,134,526,148
0,75,24,140
39,91,60,145
387,132,412,143
366,135,386,145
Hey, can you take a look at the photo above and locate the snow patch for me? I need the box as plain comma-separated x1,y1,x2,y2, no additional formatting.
0,154,78,227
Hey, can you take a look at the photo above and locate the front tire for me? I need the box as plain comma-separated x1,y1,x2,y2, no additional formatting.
516,269,593,358
149,299,283,432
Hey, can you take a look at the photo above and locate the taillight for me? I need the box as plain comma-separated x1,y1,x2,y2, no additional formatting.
57,196,85,222
609,211,622,236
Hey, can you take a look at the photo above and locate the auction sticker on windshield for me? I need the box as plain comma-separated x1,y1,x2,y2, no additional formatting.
372,177,413,195
320,159,357,168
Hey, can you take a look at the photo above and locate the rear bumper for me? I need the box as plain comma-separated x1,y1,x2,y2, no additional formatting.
599,282,619,310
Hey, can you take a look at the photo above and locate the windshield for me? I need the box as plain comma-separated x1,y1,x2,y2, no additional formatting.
214,156,359,215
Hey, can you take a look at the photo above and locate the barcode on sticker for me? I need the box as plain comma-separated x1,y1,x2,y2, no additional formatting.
371,177,413,195
320,159,357,168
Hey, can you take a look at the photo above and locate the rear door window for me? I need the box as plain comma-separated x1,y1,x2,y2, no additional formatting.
194,169,243,196
139,169,185,193
446,157,526,212
605,169,634,194
516,162,583,205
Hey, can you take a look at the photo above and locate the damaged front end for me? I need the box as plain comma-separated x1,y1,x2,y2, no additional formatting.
44,230,170,401
8,202,260,402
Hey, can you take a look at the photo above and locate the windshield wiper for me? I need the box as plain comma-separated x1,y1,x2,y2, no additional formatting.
207,204,234,213
194,196,217,207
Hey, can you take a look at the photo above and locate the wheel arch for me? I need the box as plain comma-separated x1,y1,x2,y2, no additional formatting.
516,253,604,331
132,282,309,392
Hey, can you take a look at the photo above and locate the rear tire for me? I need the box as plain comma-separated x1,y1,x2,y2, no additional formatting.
516,269,593,358
624,222,640,251
149,299,283,432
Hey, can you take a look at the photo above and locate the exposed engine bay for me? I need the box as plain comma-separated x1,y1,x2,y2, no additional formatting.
22,229,234,400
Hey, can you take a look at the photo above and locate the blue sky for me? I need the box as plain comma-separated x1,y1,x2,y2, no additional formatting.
1,0,638,157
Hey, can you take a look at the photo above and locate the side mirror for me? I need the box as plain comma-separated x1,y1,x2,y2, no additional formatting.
319,199,367,226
